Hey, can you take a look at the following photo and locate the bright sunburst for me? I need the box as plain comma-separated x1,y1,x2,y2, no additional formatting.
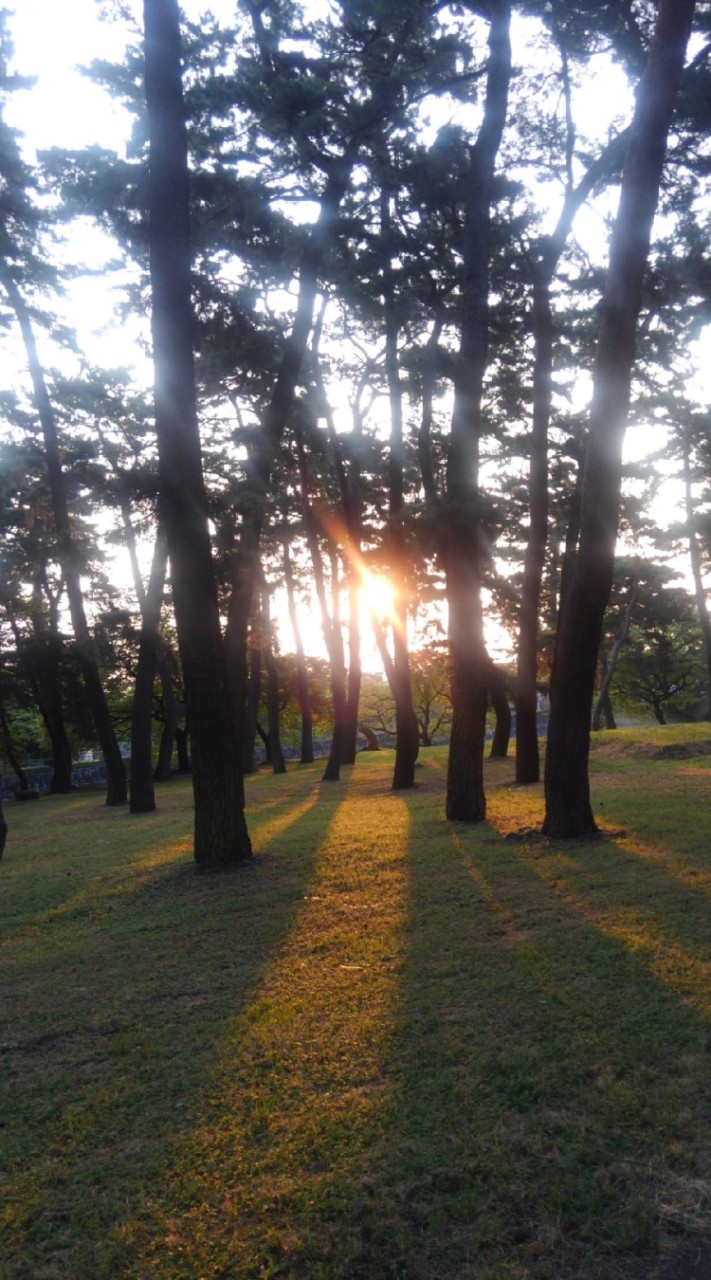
359,571,396,622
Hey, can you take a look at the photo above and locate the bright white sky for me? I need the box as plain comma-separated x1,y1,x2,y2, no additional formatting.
8,0,134,152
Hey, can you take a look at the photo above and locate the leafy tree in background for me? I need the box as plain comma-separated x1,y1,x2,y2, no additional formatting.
612,578,706,724
410,646,452,747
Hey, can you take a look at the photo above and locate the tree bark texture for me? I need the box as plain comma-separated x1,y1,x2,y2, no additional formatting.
143,0,251,863
445,3,511,821
543,0,696,837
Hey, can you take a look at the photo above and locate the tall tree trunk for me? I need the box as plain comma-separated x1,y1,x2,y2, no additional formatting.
445,3,511,822
342,577,362,766
592,575,637,730
322,544,349,783
40,656,74,793
18,624,74,794
0,270,128,806
294,428,349,782
262,585,287,775
0,796,6,860
175,724,191,773
488,661,511,759
515,118,629,784
381,183,419,790
143,0,251,863
682,430,711,722
543,0,696,836
0,701,29,793
129,526,169,813
282,535,314,763
312,318,363,766
515,267,552,782
153,645,178,780
243,621,262,774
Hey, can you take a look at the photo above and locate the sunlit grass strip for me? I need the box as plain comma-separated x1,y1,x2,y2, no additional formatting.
112,779,411,1277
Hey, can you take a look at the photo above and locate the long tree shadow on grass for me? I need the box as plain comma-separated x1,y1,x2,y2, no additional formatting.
7,754,710,1279
107,758,709,1280
0,766,348,1279
356,814,711,1279
230,756,709,1280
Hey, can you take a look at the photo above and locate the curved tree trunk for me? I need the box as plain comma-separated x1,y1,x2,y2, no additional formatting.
143,0,251,863
0,271,128,807
358,724,381,751
592,577,637,730
488,662,511,759
543,0,696,836
0,702,29,793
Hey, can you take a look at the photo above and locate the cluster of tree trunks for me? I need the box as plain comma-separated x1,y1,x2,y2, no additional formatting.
0,0,698,867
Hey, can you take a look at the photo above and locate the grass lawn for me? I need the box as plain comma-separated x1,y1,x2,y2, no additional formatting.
1,725,710,1279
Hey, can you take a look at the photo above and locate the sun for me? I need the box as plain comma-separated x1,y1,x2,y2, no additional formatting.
359,571,396,621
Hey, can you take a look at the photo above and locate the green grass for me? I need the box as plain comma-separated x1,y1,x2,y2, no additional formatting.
1,727,710,1278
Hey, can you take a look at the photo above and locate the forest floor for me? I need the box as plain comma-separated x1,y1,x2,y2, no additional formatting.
1,726,711,1280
